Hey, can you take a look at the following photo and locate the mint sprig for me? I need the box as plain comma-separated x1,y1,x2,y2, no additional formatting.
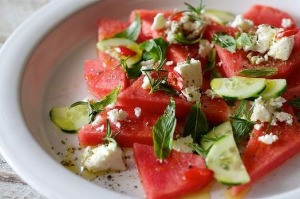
239,67,278,77
153,98,177,161
183,101,208,143
212,32,236,53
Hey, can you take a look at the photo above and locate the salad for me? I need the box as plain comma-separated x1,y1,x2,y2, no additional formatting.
49,1,300,198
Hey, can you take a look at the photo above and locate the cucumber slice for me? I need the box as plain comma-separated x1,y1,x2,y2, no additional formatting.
97,38,142,66
261,79,286,99
211,76,266,100
206,131,250,185
200,121,232,151
50,104,90,133
204,9,235,25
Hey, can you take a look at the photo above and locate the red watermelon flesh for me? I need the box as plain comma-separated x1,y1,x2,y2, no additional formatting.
166,44,200,64
243,5,296,28
117,76,229,124
84,60,129,99
78,106,185,147
133,143,214,199
231,107,300,195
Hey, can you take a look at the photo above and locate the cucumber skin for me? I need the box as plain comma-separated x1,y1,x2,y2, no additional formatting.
49,109,78,134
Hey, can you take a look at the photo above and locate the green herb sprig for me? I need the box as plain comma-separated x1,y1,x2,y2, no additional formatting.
114,13,141,41
153,98,177,161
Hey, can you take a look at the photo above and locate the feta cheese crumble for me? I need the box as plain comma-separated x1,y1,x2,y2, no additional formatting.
199,39,212,58
204,89,219,99
250,96,293,126
174,58,203,88
91,115,102,126
172,135,194,153
82,142,126,173
181,86,201,102
107,109,128,124
141,75,152,90
230,14,254,32
134,107,142,118
258,133,279,145
267,36,294,61
281,18,293,28
151,13,167,30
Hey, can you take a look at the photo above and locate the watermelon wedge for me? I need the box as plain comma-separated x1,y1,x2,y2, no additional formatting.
117,76,230,124
243,5,296,28
231,107,300,195
133,143,214,199
78,106,185,147
84,60,129,99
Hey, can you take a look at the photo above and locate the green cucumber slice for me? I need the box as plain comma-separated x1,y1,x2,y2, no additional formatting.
205,128,250,185
200,121,232,151
97,38,142,66
211,76,266,100
50,104,90,133
204,9,235,25
261,79,286,99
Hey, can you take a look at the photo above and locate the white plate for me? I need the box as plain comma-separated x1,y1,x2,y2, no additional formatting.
0,0,300,198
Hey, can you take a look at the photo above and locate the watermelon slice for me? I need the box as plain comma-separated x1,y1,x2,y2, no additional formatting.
117,76,229,124
133,143,214,199
243,5,297,28
84,60,129,99
78,106,185,147
231,107,300,195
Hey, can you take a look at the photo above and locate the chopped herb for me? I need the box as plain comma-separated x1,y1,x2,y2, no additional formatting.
239,67,278,77
203,48,216,74
103,119,121,145
289,97,300,109
212,32,236,53
153,98,177,161
114,13,141,41
174,33,201,45
183,101,208,143
184,1,205,15
236,33,252,49
231,100,254,143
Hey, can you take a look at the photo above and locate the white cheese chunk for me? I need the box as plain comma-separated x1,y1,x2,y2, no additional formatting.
258,133,279,145
267,36,294,61
181,86,201,102
141,75,152,90
91,115,102,126
82,142,126,173
151,13,167,31
174,58,202,88
230,14,254,32
107,109,128,124
255,25,278,54
273,112,293,125
250,97,272,122
199,39,212,58
134,107,142,118
281,18,293,28
204,89,219,99
172,135,194,153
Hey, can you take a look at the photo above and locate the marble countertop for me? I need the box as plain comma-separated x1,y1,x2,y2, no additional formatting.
0,1,50,198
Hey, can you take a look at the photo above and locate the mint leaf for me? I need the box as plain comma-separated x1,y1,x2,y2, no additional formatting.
183,101,208,143
91,86,120,112
140,37,168,69
212,32,236,53
203,48,216,73
231,100,254,143
153,98,177,161
174,33,201,45
239,67,278,77
120,59,142,79
289,97,300,109
114,13,141,41
236,33,252,49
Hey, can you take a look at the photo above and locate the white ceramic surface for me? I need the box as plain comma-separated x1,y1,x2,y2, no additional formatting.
0,0,300,198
